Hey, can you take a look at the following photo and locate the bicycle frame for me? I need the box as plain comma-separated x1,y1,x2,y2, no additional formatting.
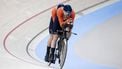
48,24,77,69
58,29,68,69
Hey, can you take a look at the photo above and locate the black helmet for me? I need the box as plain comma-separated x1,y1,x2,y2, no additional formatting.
63,5,72,13
57,4,64,9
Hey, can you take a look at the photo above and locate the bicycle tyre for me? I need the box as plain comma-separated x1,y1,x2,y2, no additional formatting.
59,39,68,69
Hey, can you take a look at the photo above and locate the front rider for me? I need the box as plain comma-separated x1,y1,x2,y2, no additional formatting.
45,4,75,63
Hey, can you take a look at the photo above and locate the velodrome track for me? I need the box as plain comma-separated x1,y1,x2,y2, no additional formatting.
0,0,121,69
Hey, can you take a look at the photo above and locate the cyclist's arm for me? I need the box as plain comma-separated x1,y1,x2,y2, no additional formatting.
66,10,75,24
70,10,75,23
51,7,57,22
57,8,68,28
62,10,75,24
57,8,75,28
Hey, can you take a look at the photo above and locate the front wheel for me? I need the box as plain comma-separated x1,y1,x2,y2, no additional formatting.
59,39,68,69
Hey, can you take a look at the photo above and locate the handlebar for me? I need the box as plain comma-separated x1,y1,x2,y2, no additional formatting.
71,32,77,35
57,23,77,35
57,30,77,35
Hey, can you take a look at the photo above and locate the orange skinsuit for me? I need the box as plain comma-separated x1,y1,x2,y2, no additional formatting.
51,7,75,27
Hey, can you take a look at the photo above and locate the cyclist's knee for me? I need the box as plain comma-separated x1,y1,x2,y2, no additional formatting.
47,34,53,46
53,34,58,40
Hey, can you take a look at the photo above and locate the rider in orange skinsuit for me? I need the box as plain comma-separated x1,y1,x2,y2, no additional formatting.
45,4,75,63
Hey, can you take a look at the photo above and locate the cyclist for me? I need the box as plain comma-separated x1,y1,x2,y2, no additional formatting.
44,4,75,64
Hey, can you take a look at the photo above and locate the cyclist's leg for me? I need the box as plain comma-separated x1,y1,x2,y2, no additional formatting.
51,34,58,48
45,34,53,62
45,17,53,62
49,35,58,63
49,16,61,63
50,34,58,63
